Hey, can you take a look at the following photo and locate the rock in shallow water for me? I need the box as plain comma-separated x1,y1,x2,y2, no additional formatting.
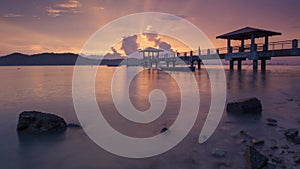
67,123,82,128
284,128,300,144
245,145,269,169
226,97,262,114
266,118,278,126
212,149,226,158
284,128,298,139
17,111,67,134
160,127,168,133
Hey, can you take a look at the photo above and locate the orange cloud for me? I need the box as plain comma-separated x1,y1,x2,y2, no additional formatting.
46,7,64,17
46,0,81,17
57,0,81,8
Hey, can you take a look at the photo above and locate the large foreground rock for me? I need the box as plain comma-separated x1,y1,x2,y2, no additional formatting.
227,97,262,114
17,111,67,134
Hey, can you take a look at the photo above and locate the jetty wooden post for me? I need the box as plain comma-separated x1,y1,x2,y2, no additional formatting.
207,49,210,55
189,51,194,69
230,60,234,70
253,60,258,71
292,39,298,50
261,59,266,71
292,39,298,55
197,60,201,70
227,38,234,70
237,60,242,71
250,34,258,71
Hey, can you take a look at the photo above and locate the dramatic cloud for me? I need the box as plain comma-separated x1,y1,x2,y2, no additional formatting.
121,35,139,56
144,32,160,45
47,0,81,17
57,0,80,8
143,32,173,51
158,41,172,51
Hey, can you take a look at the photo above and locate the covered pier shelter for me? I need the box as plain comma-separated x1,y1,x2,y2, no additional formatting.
216,27,281,71
139,47,164,68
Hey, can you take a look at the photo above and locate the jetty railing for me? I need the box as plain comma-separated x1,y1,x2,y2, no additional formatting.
215,39,300,55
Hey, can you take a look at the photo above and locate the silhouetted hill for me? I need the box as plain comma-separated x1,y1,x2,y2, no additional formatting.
0,52,124,66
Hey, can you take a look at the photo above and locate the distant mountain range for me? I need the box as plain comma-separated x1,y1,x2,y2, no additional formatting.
2,52,299,66
0,52,124,66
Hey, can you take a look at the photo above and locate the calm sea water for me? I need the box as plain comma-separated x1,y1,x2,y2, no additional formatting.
0,65,300,169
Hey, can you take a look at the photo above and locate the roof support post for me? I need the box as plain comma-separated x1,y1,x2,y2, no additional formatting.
148,52,151,68
239,39,245,52
261,59,266,71
251,34,256,52
227,38,232,53
263,36,269,51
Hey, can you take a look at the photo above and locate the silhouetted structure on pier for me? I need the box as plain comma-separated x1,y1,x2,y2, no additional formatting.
217,27,280,71
137,27,300,71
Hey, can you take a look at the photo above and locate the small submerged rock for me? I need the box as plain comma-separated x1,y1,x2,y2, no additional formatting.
284,129,300,144
266,118,278,127
245,145,269,169
271,156,282,164
67,123,82,128
281,144,290,149
251,140,265,146
266,118,277,123
17,111,67,134
226,97,262,114
270,146,279,150
160,127,168,133
294,155,300,164
212,149,226,158
284,128,298,139
240,130,254,139
292,137,300,144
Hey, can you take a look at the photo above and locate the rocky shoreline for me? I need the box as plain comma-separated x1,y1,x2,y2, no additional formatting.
16,97,299,169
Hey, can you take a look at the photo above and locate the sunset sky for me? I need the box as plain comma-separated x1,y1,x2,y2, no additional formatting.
1,0,300,56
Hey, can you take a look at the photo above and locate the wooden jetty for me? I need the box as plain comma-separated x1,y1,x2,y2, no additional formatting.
132,27,300,71
216,27,300,71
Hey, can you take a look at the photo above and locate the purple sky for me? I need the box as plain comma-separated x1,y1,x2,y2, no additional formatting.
1,0,300,55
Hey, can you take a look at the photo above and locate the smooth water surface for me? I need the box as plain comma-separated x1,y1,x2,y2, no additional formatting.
0,65,300,169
